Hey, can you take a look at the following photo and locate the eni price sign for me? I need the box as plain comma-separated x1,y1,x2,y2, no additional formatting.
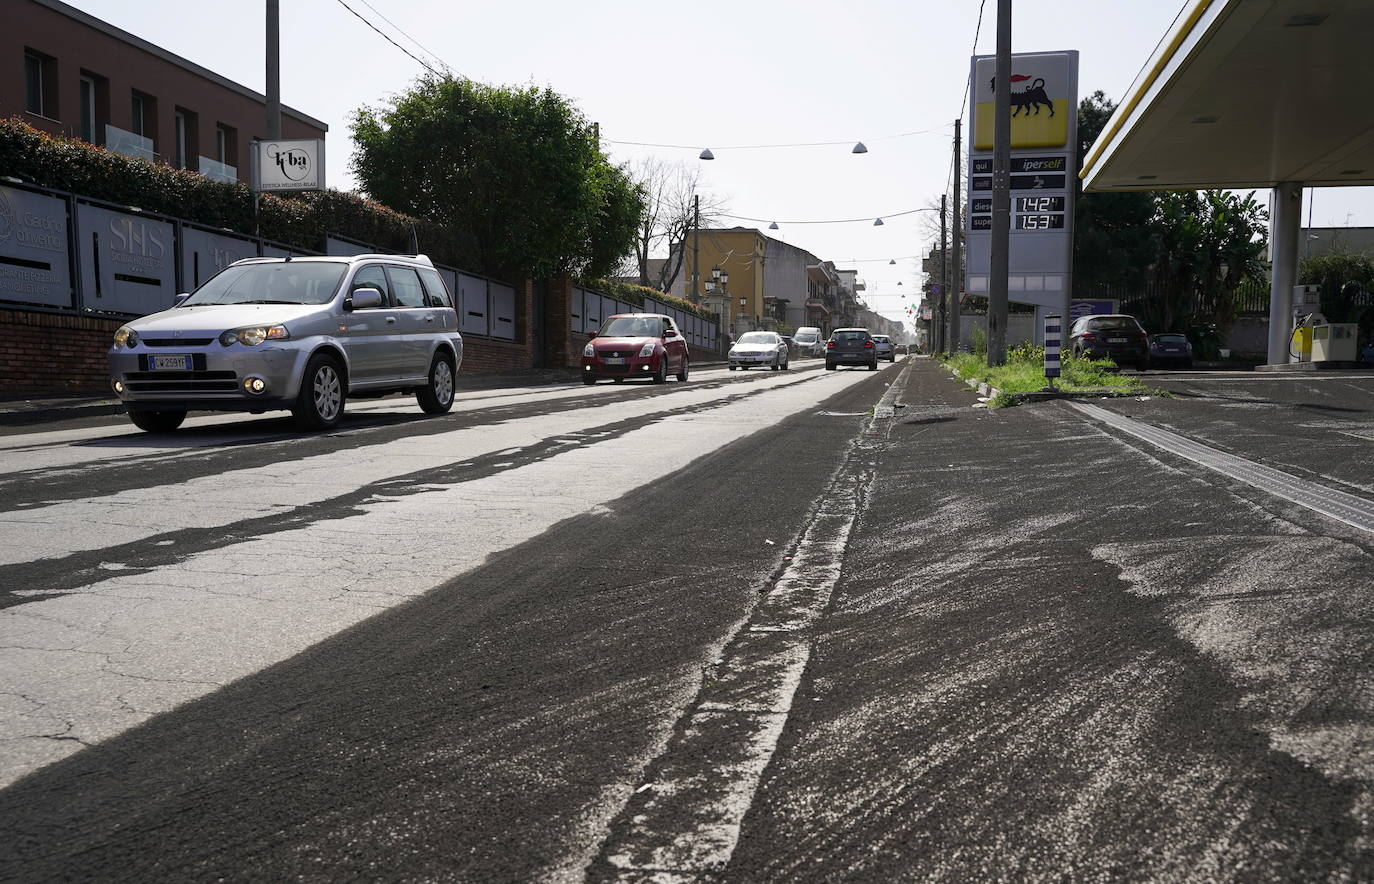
964,50,1078,341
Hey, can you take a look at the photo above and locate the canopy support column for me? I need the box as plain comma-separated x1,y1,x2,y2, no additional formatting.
1266,182,1302,365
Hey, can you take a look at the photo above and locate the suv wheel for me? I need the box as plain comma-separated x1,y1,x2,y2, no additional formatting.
417,353,456,414
676,359,689,382
128,409,186,433
653,354,668,384
868,360,878,371
294,353,345,431
825,361,836,371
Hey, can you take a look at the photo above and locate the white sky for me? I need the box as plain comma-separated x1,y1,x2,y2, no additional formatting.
61,0,1374,322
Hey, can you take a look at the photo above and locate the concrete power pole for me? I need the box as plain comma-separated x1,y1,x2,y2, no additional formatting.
939,193,948,354
988,0,1012,366
691,194,700,304
950,119,962,354
266,0,281,140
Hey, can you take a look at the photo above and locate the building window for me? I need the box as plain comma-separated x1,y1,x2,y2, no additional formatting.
80,76,96,142
215,124,237,166
131,92,147,136
174,111,187,168
24,50,58,119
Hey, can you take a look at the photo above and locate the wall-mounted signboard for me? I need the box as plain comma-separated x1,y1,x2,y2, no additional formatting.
181,226,257,291
0,185,73,309
75,203,177,315
965,50,1079,339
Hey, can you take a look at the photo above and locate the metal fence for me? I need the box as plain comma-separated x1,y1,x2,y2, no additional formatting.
570,285,717,351
0,180,519,342
1079,280,1273,328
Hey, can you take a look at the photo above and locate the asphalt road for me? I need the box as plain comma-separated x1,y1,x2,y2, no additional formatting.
1,359,1371,881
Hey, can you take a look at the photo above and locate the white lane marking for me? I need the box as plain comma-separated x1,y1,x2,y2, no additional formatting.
594,363,908,879
0,370,841,565
1069,401,1374,533
0,369,870,789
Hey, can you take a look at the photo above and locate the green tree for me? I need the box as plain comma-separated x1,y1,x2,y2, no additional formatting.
1073,90,1268,331
1073,91,1156,297
1299,250,1374,329
351,76,643,281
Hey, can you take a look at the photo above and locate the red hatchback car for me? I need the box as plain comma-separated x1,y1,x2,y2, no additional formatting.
582,313,690,384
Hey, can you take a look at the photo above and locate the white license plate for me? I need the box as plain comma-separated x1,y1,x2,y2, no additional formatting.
150,354,192,371
1108,337,1127,343
601,357,627,365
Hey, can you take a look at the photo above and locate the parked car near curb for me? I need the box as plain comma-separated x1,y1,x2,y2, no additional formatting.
108,254,463,433
582,313,690,385
1148,333,1194,369
729,331,789,371
825,328,878,371
1068,314,1150,370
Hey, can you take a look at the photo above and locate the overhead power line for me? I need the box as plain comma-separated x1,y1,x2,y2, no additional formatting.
352,0,464,78
332,0,446,78
605,126,951,152
957,0,990,120
720,208,937,225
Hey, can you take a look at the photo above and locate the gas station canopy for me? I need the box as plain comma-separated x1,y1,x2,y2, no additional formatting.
1082,0,1374,193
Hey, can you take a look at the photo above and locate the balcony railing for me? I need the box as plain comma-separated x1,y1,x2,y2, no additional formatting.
198,156,238,184
105,124,153,161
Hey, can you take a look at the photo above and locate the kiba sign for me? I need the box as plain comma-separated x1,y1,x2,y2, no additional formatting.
254,139,325,192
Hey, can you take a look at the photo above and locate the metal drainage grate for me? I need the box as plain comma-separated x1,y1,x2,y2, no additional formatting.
1069,401,1374,534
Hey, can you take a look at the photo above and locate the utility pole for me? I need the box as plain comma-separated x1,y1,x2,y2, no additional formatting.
939,193,948,354
691,194,700,304
265,0,281,140
950,118,963,354
988,0,1012,366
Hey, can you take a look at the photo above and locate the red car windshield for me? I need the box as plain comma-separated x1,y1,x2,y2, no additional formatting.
599,316,663,337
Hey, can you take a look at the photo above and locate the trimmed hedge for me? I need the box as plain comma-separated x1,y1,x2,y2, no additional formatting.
0,117,481,272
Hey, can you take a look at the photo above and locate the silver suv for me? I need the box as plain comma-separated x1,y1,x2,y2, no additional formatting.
108,254,463,432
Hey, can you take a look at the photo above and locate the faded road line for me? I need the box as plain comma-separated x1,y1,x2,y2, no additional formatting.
1069,401,1374,534
589,363,910,880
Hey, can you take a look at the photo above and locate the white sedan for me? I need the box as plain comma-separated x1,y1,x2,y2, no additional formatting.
729,331,789,371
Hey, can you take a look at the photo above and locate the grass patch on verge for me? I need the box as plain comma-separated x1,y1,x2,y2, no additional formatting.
946,346,1155,405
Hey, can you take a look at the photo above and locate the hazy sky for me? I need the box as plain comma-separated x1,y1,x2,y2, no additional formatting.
61,0,1374,321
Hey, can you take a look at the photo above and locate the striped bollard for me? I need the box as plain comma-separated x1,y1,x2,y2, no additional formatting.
1044,314,1062,388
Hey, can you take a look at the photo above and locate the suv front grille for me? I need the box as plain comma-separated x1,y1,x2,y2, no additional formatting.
123,371,239,392
142,337,216,347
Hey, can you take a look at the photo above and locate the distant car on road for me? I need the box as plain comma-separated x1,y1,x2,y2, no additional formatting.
871,334,896,362
792,327,825,357
107,254,463,433
1068,314,1150,370
1148,333,1194,369
825,328,878,371
729,331,789,371
583,313,689,384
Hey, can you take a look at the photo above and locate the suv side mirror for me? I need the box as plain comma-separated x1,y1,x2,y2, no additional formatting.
587,331,598,340
172,293,191,307
345,287,384,311
664,328,677,338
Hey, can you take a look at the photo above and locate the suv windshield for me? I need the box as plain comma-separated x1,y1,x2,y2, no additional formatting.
833,331,869,343
738,332,777,344
599,316,662,337
873,336,890,343
182,262,347,306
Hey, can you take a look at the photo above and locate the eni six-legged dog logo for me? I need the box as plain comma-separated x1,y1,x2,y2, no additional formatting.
990,73,1055,117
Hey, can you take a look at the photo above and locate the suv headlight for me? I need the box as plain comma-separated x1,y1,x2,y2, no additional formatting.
638,341,656,357
583,342,595,357
220,325,289,346
113,326,139,348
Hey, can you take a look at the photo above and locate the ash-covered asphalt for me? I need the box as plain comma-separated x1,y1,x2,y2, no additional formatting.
2,360,1372,881
727,362,1374,881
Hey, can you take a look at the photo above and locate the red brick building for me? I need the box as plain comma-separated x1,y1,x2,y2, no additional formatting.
3,0,326,184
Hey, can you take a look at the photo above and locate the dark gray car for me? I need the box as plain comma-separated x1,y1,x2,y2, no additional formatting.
825,328,878,371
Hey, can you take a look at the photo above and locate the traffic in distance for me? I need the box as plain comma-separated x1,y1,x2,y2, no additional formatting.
107,254,904,431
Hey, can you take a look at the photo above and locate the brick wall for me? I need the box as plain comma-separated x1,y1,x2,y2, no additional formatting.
2,279,547,396
0,309,122,394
